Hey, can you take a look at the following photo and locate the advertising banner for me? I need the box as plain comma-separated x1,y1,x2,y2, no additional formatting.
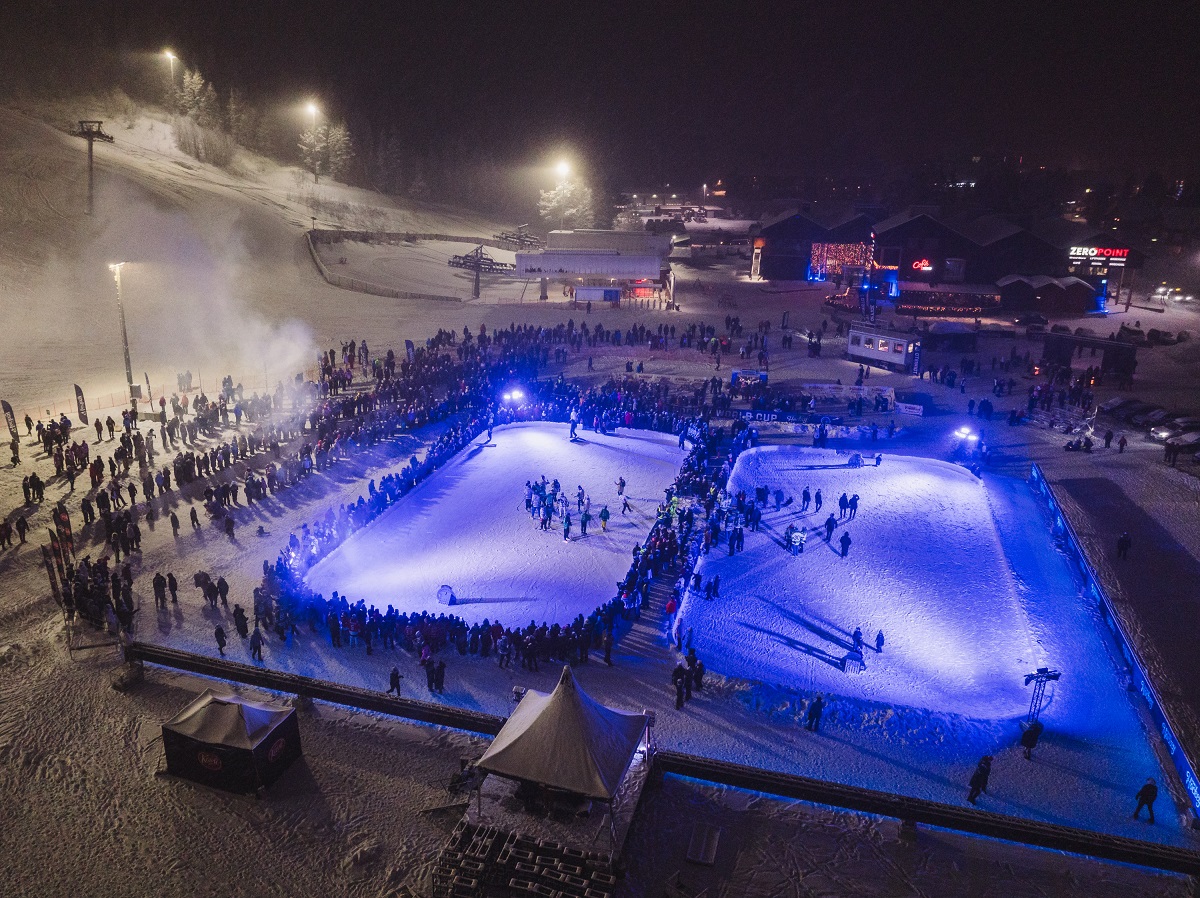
74,385,88,425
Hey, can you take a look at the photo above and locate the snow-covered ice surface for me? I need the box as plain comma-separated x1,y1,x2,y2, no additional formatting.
685,446,1038,718
306,423,685,625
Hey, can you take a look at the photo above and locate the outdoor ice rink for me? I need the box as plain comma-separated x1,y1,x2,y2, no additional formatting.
686,446,1041,718
305,422,685,626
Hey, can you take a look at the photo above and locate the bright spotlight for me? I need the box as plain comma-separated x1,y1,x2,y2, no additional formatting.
512,389,524,400
163,50,176,61
556,160,570,179
502,392,512,402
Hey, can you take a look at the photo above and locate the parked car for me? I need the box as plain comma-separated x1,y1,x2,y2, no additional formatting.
1133,408,1191,427
1099,397,1141,414
1016,313,1049,327
1151,419,1200,442
1166,430,1200,448
1126,404,1164,425
1113,401,1161,422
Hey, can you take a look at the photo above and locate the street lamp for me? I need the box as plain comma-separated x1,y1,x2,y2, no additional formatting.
163,51,177,107
556,160,570,181
109,263,136,407
306,102,319,130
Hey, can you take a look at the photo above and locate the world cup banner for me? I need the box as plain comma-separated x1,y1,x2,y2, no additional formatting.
74,384,89,425
0,399,17,439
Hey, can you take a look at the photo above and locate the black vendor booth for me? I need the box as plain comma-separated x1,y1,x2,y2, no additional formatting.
162,689,302,793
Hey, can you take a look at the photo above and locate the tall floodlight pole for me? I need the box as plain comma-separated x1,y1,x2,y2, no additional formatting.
109,263,136,406
164,51,177,108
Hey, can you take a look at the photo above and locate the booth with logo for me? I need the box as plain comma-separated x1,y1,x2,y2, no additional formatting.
162,689,302,793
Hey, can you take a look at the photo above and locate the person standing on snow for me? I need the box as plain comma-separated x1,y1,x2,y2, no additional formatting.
215,626,227,657
825,513,837,542
563,512,572,542
434,660,446,693
805,695,825,731
875,630,885,653
1019,720,1044,760
814,488,823,513
839,530,852,557
249,626,264,662
599,505,610,531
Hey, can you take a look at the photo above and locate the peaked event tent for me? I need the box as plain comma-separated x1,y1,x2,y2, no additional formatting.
475,666,648,801
162,689,302,793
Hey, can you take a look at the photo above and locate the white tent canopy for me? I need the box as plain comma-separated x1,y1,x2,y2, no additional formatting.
475,667,648,801
163,689,292,750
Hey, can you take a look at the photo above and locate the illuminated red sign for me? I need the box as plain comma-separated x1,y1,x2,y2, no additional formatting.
1069,246,1129,259
912,258,933,271
1069,246,1130,269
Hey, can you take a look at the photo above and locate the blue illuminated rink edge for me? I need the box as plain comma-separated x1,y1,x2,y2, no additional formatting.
1029,464,1200,823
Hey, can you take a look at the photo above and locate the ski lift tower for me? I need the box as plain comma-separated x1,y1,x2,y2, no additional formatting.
1023,667,1061,725
74,121,114,215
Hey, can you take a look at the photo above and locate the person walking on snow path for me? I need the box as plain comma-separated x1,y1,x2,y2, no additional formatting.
838,492,849,519
875,630,885,653
814,489,823,513
387,666,402,695
622,496,632,515
1133,777,1158,823
214,625,227,657
839,530,852,557
967,755,992,804
249,626,264,662
848,494,859,519
852,627,864,653
825,513,837,542
599,505,610,531
563,512,572,541
1117,532,1131,559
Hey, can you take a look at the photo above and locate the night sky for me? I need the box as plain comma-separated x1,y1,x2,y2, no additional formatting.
6,1,1198,185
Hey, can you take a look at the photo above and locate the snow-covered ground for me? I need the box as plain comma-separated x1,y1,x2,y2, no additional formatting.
306,423,684,624
5,102,1200,896
685,446,1039,718
315,237,540,304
